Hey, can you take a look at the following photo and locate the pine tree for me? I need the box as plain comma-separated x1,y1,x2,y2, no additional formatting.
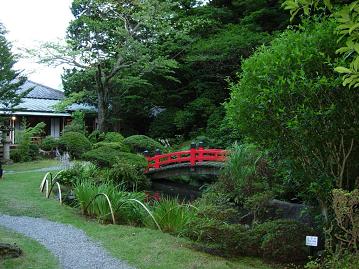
0,23,27,112
0,23,28,162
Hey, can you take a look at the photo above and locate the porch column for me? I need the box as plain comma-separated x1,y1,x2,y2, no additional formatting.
50,118,60,138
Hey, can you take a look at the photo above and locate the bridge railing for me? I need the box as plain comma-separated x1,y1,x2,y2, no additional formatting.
145,147,228,170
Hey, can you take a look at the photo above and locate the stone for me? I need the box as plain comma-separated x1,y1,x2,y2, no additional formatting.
0,243,22,259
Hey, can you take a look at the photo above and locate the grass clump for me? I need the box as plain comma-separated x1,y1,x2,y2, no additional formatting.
146,197,197,234
74,180,146,225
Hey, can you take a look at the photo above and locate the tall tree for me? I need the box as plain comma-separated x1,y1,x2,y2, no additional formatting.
0,22,27,162
0,23,27,112
39,0,185,131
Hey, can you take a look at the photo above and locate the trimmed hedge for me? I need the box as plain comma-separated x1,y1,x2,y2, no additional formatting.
82,146,147,168
123,135,164,155
59,132,92,159
93,141,130,152
40,136,59,151
103,132,125,143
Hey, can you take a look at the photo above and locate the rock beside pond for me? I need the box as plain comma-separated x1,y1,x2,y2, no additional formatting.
0,243,22,259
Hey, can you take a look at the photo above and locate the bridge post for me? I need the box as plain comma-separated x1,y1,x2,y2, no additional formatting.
198,141,204,162
154,149,162,169
190,142,196,166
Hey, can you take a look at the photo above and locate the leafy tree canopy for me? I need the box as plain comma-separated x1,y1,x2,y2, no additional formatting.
226,19,359,209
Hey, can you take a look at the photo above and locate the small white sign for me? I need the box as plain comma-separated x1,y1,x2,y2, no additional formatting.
306,236,318,247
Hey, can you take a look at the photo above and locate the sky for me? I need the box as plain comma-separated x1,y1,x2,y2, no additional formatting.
0,0,74,90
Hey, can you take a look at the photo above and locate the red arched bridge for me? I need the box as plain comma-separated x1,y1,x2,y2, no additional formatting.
144,147,228,179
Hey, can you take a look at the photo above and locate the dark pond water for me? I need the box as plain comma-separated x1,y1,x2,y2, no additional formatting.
149,175,217,201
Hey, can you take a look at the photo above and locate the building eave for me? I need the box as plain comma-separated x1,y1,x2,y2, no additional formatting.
0,111,71,117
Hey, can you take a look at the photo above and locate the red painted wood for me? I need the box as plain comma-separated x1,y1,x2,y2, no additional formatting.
146,148,228,170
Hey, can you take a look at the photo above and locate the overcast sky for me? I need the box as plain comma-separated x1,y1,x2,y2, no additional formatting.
0,0,74,90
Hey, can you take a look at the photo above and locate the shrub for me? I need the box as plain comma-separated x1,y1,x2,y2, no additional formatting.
115,152,147,170
28,144,40,160
331,189,359,252
93,141,130,152
103,132,125,143
184,215,251,256
226,19,359,205
251,219,314,263
40,136,59,151
56,162,99,187
82,146,120,167
123,135,164,155
305,251,359,269
82,146,147,168
108,161,149,191
63,111,87,134
13,121,45,162
10,149,22,163
59,131,92,159
88,130,105,143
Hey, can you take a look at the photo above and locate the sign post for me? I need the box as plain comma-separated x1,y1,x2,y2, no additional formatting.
306,236,318,257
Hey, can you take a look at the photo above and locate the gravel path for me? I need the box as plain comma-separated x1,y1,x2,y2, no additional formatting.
0,214,134,269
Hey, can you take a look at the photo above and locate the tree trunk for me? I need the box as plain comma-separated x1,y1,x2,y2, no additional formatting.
95,66,110,132
319,199,328,223
97,91,108,132
1,132,10,163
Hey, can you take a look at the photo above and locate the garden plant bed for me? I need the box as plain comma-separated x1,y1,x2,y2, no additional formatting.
0,162,273,269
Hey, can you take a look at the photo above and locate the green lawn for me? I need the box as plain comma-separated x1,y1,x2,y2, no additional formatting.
0,165,273,269
0,227,60,269
3,159,59,172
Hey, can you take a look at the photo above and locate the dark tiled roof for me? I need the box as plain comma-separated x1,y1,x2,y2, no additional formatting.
11,98,94,113
17,80,64,100
0,80,96,115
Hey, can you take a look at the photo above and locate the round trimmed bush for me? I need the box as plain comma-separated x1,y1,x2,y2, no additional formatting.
59,131,92,159
103,132,125,143
123,135,164,155
40,136,59,151
82,146,121,167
